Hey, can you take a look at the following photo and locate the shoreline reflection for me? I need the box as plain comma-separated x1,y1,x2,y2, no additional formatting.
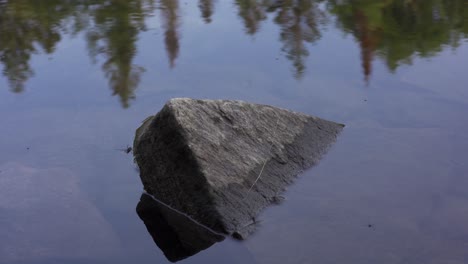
1,0,467,105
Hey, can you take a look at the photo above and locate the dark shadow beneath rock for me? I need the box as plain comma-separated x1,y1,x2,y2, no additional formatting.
136,193,225,263
134,98,344,239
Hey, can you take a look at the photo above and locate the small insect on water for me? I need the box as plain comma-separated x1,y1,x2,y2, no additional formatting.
116,145,132,154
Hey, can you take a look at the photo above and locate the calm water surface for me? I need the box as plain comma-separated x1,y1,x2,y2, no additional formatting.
1,1,468,263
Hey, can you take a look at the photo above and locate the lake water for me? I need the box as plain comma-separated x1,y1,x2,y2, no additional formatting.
1,1,468,263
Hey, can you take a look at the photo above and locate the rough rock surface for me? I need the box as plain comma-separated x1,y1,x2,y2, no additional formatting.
133,98,344,238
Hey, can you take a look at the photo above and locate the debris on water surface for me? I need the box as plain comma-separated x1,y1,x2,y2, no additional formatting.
116,146,132,154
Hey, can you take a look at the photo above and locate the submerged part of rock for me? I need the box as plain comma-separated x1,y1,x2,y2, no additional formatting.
133,98,344,239
136,193,225,262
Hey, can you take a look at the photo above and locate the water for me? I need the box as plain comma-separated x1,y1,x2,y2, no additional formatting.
1,0,467,263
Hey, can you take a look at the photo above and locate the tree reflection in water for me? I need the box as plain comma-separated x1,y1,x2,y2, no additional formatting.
86,0,153,108
160,0,180,69
1,0,467,104
199,0,216,23
327,0,468,82
0,0,70,93
0,0,155,108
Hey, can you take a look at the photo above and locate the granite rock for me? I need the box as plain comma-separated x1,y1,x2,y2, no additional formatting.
133,98,344,238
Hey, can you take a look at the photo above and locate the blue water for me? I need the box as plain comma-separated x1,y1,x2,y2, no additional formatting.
1,1,468,263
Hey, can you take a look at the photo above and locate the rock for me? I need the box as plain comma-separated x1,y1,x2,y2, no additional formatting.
136,193,225,262
133,98,344,238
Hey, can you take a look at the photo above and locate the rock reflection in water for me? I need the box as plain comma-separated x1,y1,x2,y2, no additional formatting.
136,193,226,262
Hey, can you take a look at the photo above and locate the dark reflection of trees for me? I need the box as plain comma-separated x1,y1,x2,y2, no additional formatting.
0,0,155,108
235,0,267,35
199,0,216,23
270,0,326,79
0,1,70,93
2,0,468,95
235,0,325,79
86,1,154,108
327,0,468,81
234,0,468,81
160,0,180,68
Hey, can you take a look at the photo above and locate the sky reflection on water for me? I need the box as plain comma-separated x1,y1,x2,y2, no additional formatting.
1,1,468,264
1,0,467,106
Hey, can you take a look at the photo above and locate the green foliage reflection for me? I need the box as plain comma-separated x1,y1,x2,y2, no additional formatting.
1,0,467,104
0,0,72,92
327,0,468,81
0,0,155,108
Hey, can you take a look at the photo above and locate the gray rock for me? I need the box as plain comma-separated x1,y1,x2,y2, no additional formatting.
133,98,344,239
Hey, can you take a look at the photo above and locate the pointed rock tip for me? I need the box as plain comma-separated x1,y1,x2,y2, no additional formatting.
133,98,345,238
